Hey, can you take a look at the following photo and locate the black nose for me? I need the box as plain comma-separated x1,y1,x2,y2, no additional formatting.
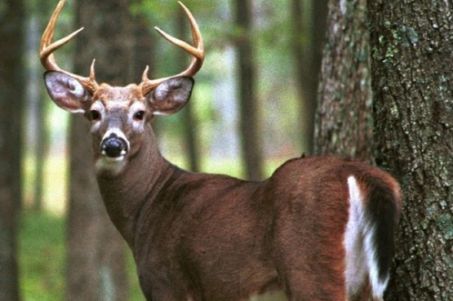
101,136,128,158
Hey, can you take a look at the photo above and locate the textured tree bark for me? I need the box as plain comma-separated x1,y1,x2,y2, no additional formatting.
234,0,264,180
0,1,24,300
291,0,328,154
315,0,373,162
66,1,132,300
368,1,452,300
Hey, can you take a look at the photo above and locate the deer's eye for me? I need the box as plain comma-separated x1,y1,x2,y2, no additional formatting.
89,110,101,121
133,110,146,121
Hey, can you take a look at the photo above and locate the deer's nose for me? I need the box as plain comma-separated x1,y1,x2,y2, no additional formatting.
101,134,128,158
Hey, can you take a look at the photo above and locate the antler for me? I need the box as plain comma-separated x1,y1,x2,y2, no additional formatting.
140,1,205,95
40,0,99,93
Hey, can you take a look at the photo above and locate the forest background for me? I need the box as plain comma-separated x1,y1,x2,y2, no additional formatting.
0,0,451,300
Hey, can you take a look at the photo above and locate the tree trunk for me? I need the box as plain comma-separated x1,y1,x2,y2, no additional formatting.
33,97,49,211
315,0,373,162
368,1,452,300
290,0,328,154
66,1,132,300
234,0,264,180
131,0,155,84
29,0,51,212
309,0,329,94
177,7,201,172
131,0,164,140
32,79,49,212
0,0,24,300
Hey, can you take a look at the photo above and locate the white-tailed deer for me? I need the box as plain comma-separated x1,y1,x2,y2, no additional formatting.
41,1,402,300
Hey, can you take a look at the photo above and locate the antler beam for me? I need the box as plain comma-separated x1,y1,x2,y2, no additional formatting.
140,1,205,95
40,0,99,93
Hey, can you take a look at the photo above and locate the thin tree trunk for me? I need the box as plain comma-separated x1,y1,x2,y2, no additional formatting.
234,0,264,180
290,0,328,154
0,0,24,300
33,96,48,211
368,1,452,300
177,7,201,172
310,0,329,93
66,1,132,300
30,0,51,212
33,3,51,211
130,0,163,140
131,1,155,83
315,0,373,162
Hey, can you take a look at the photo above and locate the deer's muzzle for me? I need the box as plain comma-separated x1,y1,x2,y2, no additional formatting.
101,133,128,159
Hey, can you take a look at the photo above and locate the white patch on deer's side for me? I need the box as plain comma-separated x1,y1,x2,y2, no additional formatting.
344,176,368,297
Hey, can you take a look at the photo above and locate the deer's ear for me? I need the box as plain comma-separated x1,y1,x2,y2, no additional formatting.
147,77,194,115
44,71,91,113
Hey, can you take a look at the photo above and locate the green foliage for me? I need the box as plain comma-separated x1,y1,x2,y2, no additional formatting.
0,2,5,17
19,211,65,301
19,210,146,301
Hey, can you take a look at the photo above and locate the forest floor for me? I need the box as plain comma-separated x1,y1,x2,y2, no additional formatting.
19,210,146,301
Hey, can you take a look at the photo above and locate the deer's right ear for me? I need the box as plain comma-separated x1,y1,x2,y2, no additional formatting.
44,71,91,113
146,77,194,116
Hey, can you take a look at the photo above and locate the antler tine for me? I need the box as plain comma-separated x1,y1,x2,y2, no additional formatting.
141,2,205,95
178,2,204,55
40,0,98,93
40,27,85,69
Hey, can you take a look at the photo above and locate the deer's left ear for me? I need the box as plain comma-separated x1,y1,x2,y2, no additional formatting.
147,77,194,115
44,71,91,113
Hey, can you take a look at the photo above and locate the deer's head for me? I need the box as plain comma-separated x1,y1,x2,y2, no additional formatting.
41,0,204,174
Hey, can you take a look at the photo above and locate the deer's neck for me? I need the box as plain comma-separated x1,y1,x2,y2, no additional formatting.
96,126,175,247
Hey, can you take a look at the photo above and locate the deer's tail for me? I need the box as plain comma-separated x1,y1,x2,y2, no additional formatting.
344,174,401,300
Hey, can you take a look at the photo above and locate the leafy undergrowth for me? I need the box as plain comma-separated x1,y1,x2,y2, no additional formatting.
19,211,65,301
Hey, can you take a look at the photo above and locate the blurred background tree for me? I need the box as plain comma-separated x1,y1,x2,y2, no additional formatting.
66,0,132,300
290,0,327,154
3,0,450,300
234,0,264,181
315,0,373,162
0,0,25,300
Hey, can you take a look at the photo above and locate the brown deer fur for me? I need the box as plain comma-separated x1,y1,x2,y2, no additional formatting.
96,124,401,300
41,2,402,300
44,73,402,301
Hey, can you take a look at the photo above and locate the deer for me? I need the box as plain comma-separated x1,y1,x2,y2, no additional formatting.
40,1,402,300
